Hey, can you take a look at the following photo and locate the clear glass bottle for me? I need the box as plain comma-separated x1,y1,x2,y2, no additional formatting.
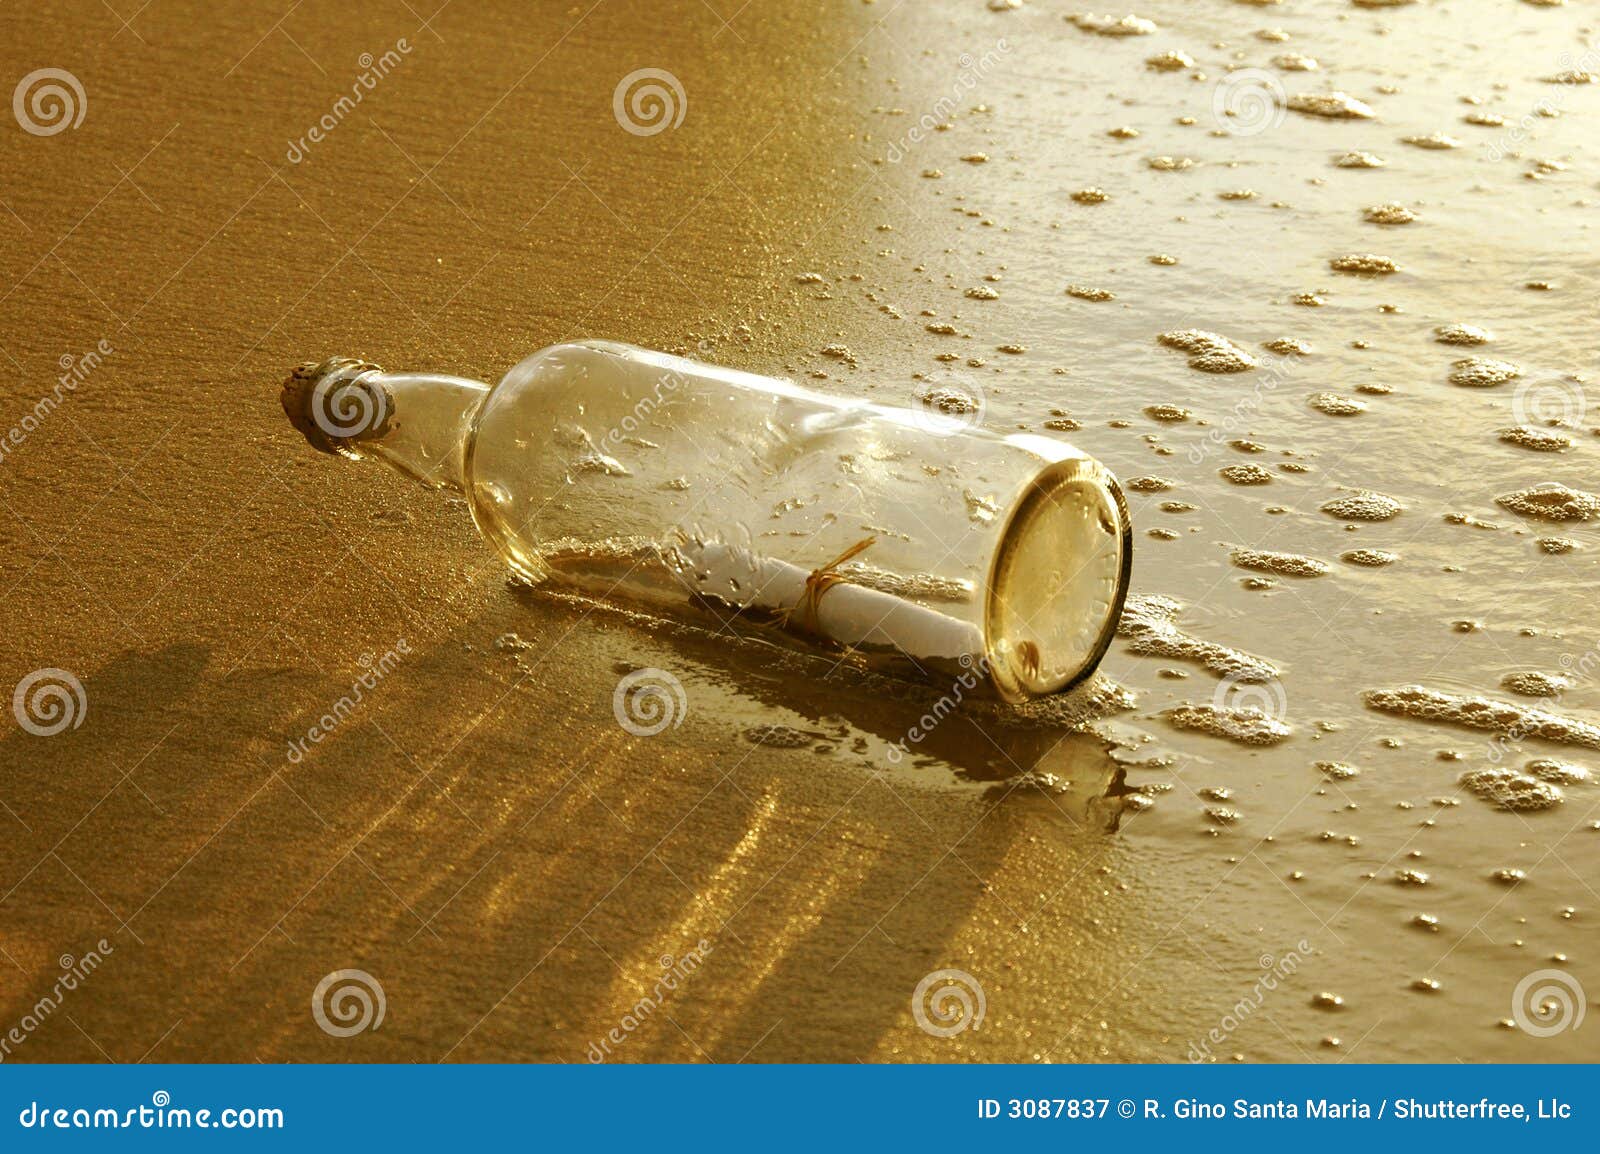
282,341,1131,701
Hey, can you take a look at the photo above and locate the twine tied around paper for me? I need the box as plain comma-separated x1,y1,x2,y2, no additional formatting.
783,536,877,637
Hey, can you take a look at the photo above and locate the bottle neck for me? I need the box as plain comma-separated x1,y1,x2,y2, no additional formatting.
281,359,490,491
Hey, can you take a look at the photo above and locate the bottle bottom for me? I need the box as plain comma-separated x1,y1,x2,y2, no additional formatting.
984,458,1132,703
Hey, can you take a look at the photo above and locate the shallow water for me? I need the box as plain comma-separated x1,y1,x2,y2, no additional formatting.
837,0,1600,1061
0,0,1594,1064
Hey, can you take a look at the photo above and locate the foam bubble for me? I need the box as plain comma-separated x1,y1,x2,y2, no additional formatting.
1449,357,1521,386
1289,92,1376,119
1069,12,1158,36
1158,329,1258,373
1118,594,1280,681
744,724,821,749
1459,767,1565,812
1402,132,1462,150
1496,483,1600,522
1220,464,1273,485
920,383,981,415
1067,284,1116,301
1537,537,1578,554
1334,151,1386,168
1127,476,1176,492
1500,671,1571,697
1362,684,1600,750
1146,50,1194,71
1525,758,1589,785
1544,69,1600,85
1309,392,1368,415
1164,703,1292,745
1499,425,1573,451
1364,203,1414,225
1342,548,1399,566
1434,323,1492,345
1322,490,1402,520
1231,548,1330,577
1330,253,1398,274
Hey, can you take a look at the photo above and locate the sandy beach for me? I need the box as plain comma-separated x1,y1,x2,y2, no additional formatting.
2,0,1596,1063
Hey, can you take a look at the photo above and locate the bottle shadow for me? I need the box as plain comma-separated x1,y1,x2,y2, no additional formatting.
0,642,330,1060
1,604,1137,1063
495,586,1138,1061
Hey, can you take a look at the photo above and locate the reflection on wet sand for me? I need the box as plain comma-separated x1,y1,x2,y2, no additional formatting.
2,0,1598,1065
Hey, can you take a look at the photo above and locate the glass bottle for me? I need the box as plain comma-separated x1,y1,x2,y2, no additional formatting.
281,341,1132,702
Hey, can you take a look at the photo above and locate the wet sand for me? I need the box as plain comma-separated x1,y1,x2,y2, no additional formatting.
1,0,1596,1062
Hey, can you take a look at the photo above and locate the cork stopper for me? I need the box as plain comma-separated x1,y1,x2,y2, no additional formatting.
281,358,390,456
